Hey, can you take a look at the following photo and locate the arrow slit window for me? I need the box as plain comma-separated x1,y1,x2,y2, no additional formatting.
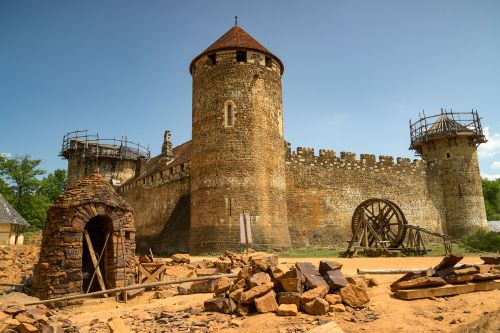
224,101,236,128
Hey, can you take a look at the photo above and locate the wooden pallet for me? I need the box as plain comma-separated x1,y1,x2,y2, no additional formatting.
396,279,500,300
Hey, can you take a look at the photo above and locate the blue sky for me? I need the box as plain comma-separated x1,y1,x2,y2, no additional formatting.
1,0,499,178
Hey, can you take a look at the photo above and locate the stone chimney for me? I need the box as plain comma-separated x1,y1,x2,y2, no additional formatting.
162,130,174,161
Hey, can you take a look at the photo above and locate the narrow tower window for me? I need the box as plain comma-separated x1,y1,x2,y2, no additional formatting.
207,53,216,65
224,101,236,128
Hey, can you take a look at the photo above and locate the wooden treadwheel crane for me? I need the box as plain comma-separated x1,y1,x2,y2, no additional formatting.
343,198,454,257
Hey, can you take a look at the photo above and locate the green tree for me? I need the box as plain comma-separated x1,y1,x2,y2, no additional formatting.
482,178,500,221
39,169,67,201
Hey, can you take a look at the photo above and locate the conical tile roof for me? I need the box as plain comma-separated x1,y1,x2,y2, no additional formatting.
190,26,284,74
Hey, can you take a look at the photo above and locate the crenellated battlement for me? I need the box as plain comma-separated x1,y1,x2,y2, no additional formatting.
287,146,425,174
118,160,191,194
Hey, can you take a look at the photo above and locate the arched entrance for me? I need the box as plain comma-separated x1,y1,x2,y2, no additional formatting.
82,215,113,293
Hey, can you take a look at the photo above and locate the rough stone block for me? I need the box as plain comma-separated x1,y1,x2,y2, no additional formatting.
305,297,329,315
299,285,329,309
190,279,217,293
277,291,301,307
171,253,191,264
249,272,272,287
214,276,233,294
239,282,274,303
277,303,298,316
329,303,346,313
254,290,278,313
340,284,370,308
324,294,342,305
177,282,192,295
222,298,237,314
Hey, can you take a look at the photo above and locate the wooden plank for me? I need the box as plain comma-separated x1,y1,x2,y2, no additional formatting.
84,230,107,295
396,279,500,300
308,320,345,333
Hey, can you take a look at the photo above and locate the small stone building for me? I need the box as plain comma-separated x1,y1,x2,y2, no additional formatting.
0,194,29,245
33,173,136,300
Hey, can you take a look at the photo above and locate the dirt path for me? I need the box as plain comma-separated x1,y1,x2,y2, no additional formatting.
56,255,500,333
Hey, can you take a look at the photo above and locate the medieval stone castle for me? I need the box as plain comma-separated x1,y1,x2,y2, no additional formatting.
62,25,488,254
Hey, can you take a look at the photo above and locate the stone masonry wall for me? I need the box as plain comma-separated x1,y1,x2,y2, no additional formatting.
118,162,191,255
285,147,445,247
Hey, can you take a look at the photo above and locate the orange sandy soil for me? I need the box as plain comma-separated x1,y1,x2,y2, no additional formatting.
56,256,500,333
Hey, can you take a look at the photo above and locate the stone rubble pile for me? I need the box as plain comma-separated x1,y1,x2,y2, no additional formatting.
0,246,40,292
194,251,374,317
391,254,500,293
0,301,78,333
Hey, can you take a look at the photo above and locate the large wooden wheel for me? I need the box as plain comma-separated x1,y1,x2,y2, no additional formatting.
351,198,408,248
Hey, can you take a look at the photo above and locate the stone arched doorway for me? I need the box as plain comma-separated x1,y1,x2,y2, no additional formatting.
33,173,136,302
82,215,113,292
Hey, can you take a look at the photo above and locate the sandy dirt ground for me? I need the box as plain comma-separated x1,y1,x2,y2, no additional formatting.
51,256,500,333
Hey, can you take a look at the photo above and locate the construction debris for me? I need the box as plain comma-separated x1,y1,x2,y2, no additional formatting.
392,255,500,300
201,251,373,318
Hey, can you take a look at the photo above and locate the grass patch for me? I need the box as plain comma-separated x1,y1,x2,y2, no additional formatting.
460,230,500,253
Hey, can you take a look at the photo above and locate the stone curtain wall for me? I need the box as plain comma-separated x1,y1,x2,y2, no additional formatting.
119,172,191,255
420,136,487,237
190,50,291,253
33,173,136,301
285,148,445,247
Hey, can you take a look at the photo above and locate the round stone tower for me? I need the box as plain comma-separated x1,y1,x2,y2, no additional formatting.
189,25,291,253
410,110,488,237
61,130,150,187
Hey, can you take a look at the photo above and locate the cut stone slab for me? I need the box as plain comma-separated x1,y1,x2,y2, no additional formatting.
171,253,191,264
340,284,370,308
305,297,329,315
254,290,278,313
107,317,130,333
308,320,345,333
295,262,329,289
444,274,474,284
249,272,272,287
222,298,237,314
480,256,500,265
299,285,329,308
472,272,500,281
323,270,349,291
325,294,342,305
239,282,274,303
454,267,478,276
204,297,225,312
396,279,500,300
277,303,298,316
393,276,447,291
433,254,463,271
319,261,343,274
435,266,457,278
277,291,301,307
390,268,435,292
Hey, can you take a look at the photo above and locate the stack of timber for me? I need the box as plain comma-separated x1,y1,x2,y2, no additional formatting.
392,254,500,300
202,251,375,317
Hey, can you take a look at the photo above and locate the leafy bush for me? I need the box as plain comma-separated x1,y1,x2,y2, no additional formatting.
460,229,500,253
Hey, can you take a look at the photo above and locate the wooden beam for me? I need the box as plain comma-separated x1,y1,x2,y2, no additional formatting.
83,230,107,295
396,279,500,300
24,273,237,306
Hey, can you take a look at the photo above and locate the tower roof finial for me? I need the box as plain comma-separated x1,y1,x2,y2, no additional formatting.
235,16,238,26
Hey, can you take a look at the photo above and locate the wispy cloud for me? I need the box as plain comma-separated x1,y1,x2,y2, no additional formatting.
491,161,500,170
482,173,500,180
478,127,500,158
